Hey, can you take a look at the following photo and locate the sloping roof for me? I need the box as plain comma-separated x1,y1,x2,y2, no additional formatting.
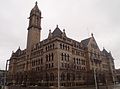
81,38,91,47
52,25,62,37
102,48,109,55
30,2,41,16
15,47,21,54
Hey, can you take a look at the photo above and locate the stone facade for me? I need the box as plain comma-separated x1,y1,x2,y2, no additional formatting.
7,2,116,88
0,70,5,86
115,69,120,83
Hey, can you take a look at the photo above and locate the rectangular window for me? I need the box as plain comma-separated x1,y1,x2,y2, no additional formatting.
52,63,54,67
46,64,48,69
61,53,63,61
52,53,54,61
41,58,43,64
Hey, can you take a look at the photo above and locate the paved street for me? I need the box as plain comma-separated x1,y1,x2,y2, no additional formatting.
2,84,120,89
62,84,120,89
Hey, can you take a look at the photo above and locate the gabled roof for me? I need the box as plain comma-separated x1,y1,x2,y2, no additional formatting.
102,48,114,60
81,37,91,47
15,47,21,54
102,48,109,55
52,25,62,37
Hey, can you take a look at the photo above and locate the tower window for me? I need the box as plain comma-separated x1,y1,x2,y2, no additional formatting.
46,55,48,62
51,53,54,61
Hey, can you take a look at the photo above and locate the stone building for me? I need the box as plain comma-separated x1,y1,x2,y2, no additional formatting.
0,70,5,86
115,69,120,83
7,2,116,87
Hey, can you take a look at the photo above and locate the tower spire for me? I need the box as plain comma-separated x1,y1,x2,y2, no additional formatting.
27,2,42,51
35,1,38,5
91,33,93,37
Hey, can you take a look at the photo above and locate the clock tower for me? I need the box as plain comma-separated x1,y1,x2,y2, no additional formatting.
27,2,42,50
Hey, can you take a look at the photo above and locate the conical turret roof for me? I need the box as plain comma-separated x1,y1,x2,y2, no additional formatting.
30,1,41,16
52,25,62,37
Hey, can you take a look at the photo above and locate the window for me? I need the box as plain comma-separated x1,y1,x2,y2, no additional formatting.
51,53,54,61
65,63,67,68
68,64,69,68
51,63,54,67
73,58,75,63
63,44,64,49
46,73,49,81
78,74,81,80
41,58,43,64
50,73,54,81
65,54,66,61
49,54,51,61
61,73,65,81
49,63,50,68
79,59,80,64
61,53,64,61
67,73,70,81
60,44,62,49
46,55,48,62
61,63,64,67
67,54,69,61
76,58,78,64
46,64,48,69
46,47,47,51
68,46,69,51
53,44,55,49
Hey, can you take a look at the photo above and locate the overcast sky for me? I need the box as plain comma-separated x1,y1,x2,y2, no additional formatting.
0,0,120,70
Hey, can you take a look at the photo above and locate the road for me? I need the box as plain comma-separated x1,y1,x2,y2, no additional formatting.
2,84,120,89
62,84,120,89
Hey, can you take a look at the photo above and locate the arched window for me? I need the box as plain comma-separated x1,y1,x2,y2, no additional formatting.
67,73,70,81
50,45,52,49
39,74,43,81
67,54,69,61
68,46,69,50
49,54,51,61
53,44,55,49
77,73,81,80
50,73,54,81
61,53,64,61
45,73,49,81
61,73,65,81
51,53,54,61
63,44,64,49
46,55,48,62
65,53,66,61
72,73,75,81
60,44,62,49
46,47,47,51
